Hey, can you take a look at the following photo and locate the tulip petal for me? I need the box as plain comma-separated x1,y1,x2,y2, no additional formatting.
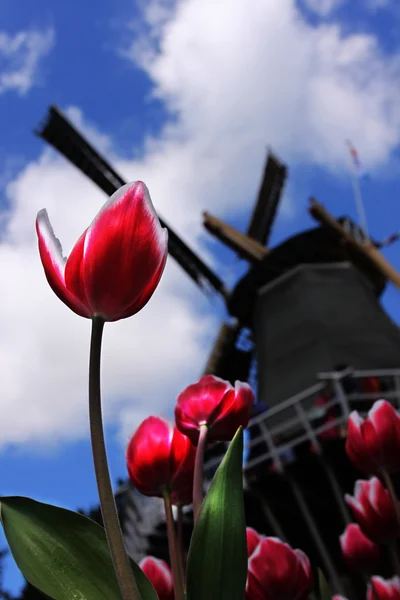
80,181,168,320
210,382,254,442
246,528,261,558
140,557,174,600
368,401,400,469
36,210,91,318
127,417,174,496
346,412,377,474
64,229,90,308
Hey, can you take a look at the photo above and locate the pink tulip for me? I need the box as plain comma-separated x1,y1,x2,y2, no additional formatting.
339,523,380,572
367,576,400,600
139,556,174,600
36,181,168,321
175,375,254,445
346,401,400,474
246,537,312,600
345,478,400,543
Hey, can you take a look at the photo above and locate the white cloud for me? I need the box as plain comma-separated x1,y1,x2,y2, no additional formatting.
302,0,345,17
0,147,218,449
1,0,400,449
0,28,54,96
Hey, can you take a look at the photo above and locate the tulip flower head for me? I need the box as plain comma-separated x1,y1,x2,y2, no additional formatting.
339,523,380,572
367,576,400,600
126,416,195,502
246,537,312,600
139,556,174,600
346,400,400,474
36,181,168,321
345,477,400,544
175,375,254,445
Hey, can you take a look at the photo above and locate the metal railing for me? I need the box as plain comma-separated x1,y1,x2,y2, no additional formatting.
204,368,400,477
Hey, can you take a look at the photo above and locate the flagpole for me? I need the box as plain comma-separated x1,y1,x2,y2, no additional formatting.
346,141,370,243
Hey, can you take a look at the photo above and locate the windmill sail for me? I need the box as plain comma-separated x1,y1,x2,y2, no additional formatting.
34,105,226,297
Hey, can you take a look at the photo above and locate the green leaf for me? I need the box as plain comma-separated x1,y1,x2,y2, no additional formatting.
0,496,157,600
186,427,247,600
318,569,332,600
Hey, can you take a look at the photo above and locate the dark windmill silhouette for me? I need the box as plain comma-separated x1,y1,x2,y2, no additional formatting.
33,105,400,599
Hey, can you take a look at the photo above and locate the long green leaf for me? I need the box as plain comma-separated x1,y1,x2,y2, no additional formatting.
186,427,247,600
0,496,157,600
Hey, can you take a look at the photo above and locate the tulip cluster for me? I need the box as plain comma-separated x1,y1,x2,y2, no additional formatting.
342,400,400,596
126,375,254,505
125,374,254,599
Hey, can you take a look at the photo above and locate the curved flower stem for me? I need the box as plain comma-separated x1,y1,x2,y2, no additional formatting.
193,424,208,522
177,505,185,586
163,490,185,600
381,469,400,528
89,317,140,600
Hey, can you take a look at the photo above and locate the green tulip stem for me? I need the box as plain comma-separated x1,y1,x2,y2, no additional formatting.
163,490,185,600
382,469,400,530
193,424,208,523
89,317,140,600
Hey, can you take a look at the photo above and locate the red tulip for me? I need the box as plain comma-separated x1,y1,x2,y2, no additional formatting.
345,477,400,543
367,576,400,600
246,537,312,600
247,527,262,557
346,400,400,474
175,375,254,445
126,416,195,502
36,181,168,321
339,523,380,572
139,556,174,600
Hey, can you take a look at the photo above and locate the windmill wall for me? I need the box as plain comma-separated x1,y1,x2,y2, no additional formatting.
254,262,400,409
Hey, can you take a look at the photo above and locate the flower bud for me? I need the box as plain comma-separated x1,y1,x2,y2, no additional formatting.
346,401,400,474
127,416,195,502
339,523,380,572
175,375,254,445
367,576,400,600
246,537,312,600
345,478,400,543
36,181,168,321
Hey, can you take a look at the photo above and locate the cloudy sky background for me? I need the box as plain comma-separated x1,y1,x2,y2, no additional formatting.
1,0,400,592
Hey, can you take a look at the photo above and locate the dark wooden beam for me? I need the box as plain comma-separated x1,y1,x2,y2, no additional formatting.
246,151,287,245
203,211,268,262
309,198,400,291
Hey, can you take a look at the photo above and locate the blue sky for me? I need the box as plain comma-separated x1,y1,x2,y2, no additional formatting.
1,0,400,594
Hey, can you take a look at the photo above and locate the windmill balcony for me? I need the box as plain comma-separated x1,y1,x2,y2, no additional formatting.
203,367,400,479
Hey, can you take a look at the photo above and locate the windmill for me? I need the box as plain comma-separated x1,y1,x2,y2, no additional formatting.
35,106,400,404
34,107,400,596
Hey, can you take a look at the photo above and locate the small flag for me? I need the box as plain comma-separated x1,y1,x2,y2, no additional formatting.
377,232,400,248
346,140,369,180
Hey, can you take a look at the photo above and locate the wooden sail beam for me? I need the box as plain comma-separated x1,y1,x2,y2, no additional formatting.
309,198,400,291
203,211,268,262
